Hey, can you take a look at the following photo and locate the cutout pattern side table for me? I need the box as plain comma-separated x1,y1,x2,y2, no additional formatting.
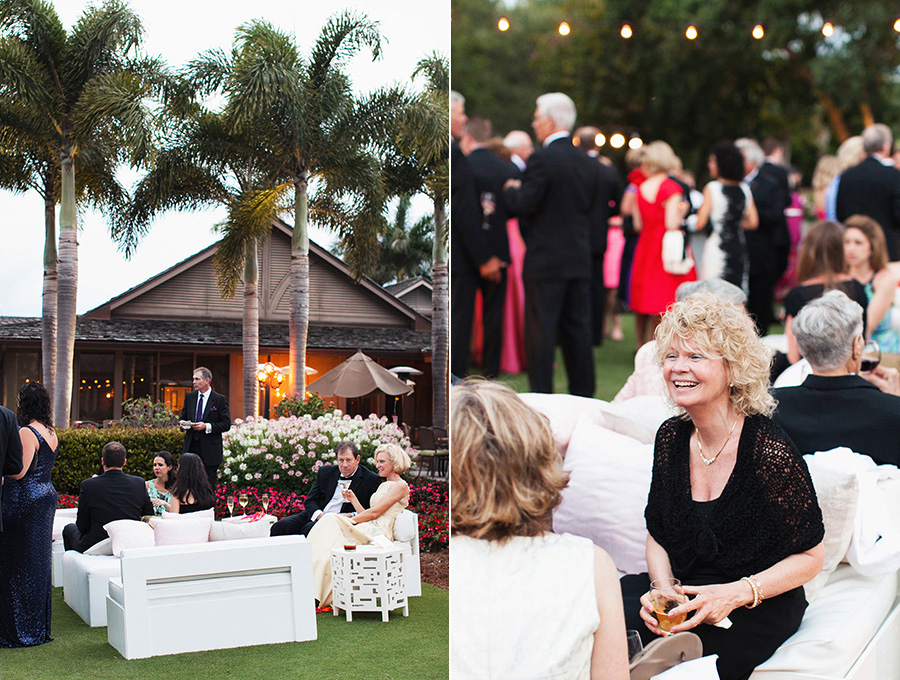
331,545,408,622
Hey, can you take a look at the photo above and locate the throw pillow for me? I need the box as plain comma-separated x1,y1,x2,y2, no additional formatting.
102,519,155,557
149,515,213,546
161,508,215,520
598,395,676,445
518,393,608,458
84,537,114,556
392,510,417,542
209,515,275,541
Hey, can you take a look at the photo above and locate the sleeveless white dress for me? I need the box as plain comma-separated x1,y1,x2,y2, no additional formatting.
308,480,408,606
451,533,600,679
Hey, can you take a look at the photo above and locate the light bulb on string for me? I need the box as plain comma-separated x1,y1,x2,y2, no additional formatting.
685,24,698,40
610,133,626,149
752,24,764,39
628,136,643,150
893,18,900,32
621,24,632,39
558,21,570,36
822,22,834,37
595,132,606,147
498,17,509,32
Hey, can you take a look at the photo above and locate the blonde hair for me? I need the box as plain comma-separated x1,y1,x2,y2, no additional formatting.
837,136,865,171
641,140,677,175
655,291,776,417
375,444,411,474
812,155,839,192
451,379,569,542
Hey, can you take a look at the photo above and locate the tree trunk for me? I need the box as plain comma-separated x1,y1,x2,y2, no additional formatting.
42,185,57,404
289,174,310,398
55,149,77,427
431,198,448,430
243,239,260,418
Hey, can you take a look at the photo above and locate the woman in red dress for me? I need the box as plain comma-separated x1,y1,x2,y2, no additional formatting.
629,141,697,347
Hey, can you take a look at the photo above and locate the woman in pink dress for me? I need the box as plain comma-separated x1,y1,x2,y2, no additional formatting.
629,141,696,347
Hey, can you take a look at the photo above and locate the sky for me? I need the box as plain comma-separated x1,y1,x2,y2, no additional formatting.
0,0,448,316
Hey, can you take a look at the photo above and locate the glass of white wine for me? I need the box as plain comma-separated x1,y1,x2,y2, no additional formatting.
238,493,249,514
649,578,686,635
338,479,351,498
226,496,235,517
261,493,269,514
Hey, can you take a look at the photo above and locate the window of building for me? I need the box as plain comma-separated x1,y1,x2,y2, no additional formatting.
77,352,115,423
1,350,41,412
158,354,193,414
122,353,155,402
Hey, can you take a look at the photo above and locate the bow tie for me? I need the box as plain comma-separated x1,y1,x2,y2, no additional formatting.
339,476,353,480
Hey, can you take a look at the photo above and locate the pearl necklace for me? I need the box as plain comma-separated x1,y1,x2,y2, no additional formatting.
697,418,737,466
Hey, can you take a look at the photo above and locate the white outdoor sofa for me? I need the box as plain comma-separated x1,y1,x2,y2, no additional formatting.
521,392,900,680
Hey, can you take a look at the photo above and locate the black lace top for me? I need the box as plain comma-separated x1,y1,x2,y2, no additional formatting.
645,415,824,582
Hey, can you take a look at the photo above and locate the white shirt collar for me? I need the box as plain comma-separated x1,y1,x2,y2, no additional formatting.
542,131,570,147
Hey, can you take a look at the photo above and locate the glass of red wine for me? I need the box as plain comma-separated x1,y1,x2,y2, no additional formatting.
861,339,881,373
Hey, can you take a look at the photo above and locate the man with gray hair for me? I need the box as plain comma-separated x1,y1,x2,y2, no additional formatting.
502,92,603,396
503,130,534,172
836,123,900,261
773,290,900,466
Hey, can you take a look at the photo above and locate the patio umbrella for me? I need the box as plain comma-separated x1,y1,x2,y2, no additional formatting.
306,351,414,398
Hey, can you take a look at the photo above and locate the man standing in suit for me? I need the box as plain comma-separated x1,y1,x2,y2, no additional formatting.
463,116,519,378
180,367,231,490
503,130,534,173
836,123,900,261
0,405,23,532
62,442,153,552
270,440,382,537
503,92,600,397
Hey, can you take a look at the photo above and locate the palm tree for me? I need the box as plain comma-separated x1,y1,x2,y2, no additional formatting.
0,0,159,425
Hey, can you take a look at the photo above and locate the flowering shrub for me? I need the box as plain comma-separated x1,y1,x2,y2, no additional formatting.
120,397,180,428
221,411,415,493
58,494,78,509
214,485,306,519
408,480,449,552
272,392,335,419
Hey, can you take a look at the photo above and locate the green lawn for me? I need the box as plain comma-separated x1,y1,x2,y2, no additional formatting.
1,586,449,680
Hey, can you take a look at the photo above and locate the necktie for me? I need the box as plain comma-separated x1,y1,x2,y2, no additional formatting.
195,393,204,422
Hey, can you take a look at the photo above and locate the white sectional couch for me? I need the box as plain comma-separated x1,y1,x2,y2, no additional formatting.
521,392,900,680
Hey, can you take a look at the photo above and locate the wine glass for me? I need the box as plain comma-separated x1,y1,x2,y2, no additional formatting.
238,493,249,514
480,192,495,229
626,629,644,661
861,339,881,373
226,496,235,517
338,479,351,498
649,578,686,635
261,493,270,514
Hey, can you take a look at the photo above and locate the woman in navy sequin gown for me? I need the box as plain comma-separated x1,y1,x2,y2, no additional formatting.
0,383,58,647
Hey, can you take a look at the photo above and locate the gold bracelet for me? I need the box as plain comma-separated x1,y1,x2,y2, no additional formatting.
741,575,763,609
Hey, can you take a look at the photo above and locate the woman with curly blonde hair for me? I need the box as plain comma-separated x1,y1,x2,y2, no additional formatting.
622,291,825,680
451,379,629,680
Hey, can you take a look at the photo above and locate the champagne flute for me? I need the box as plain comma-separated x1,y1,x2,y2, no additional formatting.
480,192,495,230
626,629,644,661
261,493,270,514
649,578,686,634
861,339,881,373
226,495,235,517
238,493,249,514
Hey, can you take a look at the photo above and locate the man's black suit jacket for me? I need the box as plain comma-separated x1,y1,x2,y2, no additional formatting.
180,390,231,467
746,170,790,276
466,147,520,263
773,374,900,467
836,156,900,261
503,136,601,281
451,140,490,277
299,463,383,524
0,405,23,532
72,470,154,552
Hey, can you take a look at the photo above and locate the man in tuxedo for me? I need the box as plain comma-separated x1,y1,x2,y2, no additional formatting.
450,91,498,379
736,137,790,335
463,116,519,378
270,441,382,537
0,405,23,532
180,367,231,490
62,442,153,552
503,92,601,397
503,130,534,173
836,123,900,261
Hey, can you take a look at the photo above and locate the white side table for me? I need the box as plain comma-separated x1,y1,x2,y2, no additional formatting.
331,545,408,622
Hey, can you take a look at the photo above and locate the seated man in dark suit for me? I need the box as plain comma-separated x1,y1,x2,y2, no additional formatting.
270,440,382,537
0,404,24,532
773,290,900,467
62,441,154,552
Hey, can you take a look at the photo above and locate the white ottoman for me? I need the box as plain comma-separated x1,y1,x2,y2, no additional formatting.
63,551,120,627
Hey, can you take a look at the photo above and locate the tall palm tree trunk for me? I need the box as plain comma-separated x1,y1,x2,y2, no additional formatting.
289,175,310,397
243,240,260,418
55,149,77,427
42,188,57,401
431,199,448,429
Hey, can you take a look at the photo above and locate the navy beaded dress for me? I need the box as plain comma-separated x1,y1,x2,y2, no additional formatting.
0,425,57,647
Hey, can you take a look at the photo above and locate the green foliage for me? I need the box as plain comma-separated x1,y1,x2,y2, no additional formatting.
119,397,180,428
271,392,336,419
54,427,184,494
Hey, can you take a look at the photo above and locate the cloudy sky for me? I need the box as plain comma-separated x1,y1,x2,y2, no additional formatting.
0,0,448,316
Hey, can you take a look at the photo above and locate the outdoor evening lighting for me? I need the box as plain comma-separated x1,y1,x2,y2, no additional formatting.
558,21,570,36
752,24,764,39
629,136,643,150
685,24,698,40
610,133,626,149
894,18,900,32
498,17,509,31
621,24,632,39
822,22,834,37
256,361,284,416
595,132,606,147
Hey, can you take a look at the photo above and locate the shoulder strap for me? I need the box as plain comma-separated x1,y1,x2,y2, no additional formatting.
25,424,44,443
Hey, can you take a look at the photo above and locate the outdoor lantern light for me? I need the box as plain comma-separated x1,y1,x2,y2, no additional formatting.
685,24,698,40
822,22,834,37
629,135,643,150
498,17,509,31
595,132,606,147
752,24,764,39
610,133,626,149
621,24,632,39
558,21,570,36
894,18,900,32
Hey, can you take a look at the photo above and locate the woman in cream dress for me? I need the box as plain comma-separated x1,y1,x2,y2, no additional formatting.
308,444,411,607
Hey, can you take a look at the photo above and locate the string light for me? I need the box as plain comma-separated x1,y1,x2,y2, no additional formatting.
558,21,570,36
498,17,509,32
685,24,698,40
610,133,626,149
894,18,900,32
752,24,764,39
628,136,643,150
595,132,606,147
621,24,632,39
822,22,834,37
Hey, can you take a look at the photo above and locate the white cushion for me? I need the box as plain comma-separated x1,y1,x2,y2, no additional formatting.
84,537,114,556
552,419,653,574
517,393,608,458
802,458,859,601
103,520,155,557
162,508,215,520
209,515,275,541
53,509,77,542
149,515,213,546
393,510,417,542
597,395,676,445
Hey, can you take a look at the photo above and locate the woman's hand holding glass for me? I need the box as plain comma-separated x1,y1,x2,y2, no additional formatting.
641,580,750,635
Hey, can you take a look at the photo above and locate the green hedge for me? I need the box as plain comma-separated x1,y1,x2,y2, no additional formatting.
54,427,185,495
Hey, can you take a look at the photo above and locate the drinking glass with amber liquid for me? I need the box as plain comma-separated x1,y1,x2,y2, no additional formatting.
650,577,686,634
238,493,249,513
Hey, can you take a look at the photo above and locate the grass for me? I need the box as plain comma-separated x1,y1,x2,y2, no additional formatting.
1,586,449,680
